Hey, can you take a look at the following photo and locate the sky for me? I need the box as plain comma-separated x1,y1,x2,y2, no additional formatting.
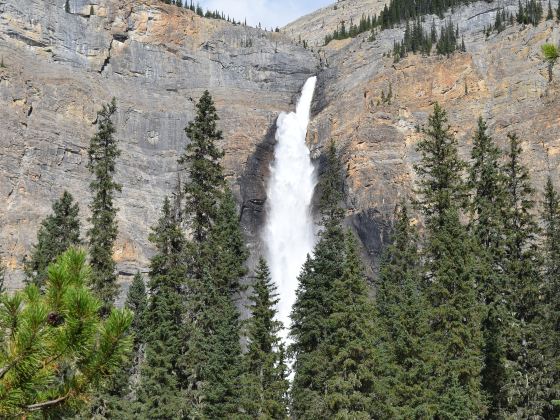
197,0,334,29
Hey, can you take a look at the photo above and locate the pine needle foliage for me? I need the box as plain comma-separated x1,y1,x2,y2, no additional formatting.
0,248,132,418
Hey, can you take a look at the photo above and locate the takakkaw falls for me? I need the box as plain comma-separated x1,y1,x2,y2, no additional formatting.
264,76,318,344
3,0,560,417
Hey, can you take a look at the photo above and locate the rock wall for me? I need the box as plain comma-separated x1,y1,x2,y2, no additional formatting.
2,0,560,290
0,0,317,290
306,0,560,264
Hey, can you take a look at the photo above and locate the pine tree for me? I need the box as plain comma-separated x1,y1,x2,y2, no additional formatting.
547,0,554,19
0,249,132,418
376,203,436,418
24,191,81,289
241,258,289,419
415,103,485,417
290,142,348,418
136,198,186,418
467,117,510,417
321,232,380,418
501,133,550,417
542,177,560,419
87,98,121,310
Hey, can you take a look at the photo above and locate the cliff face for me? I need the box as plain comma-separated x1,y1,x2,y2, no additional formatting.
303,0,560,264
2,0,560,289
0,0,316,289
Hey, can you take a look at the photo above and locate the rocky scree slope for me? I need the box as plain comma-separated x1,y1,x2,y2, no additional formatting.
0,0,316,290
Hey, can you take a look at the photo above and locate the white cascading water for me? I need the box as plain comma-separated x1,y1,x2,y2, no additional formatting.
264,76,318,344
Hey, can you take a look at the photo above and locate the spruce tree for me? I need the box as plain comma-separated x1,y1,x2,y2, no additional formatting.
542,177,560,419
24,191,81,289
179,90,225,243
87,98,121,310
321,232,380,418
179,92,248,418
137,198,186,418
0,259,5,295
467,117,510,417
415,103,485,417
90,272,148,418
241,258,289,419
183,189,248,418
290,141,347,418
376,203,436,418
501,133,550,417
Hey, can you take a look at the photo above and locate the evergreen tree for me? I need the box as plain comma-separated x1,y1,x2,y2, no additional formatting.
467,117,510,417
87,98,121,310
241,258,289,419
376,203,436,418
290,142,348,418
547,0,554,19
501,133,550,418
415,103,485,417
0,259,5,295
137,198,186,419
90,272,148,418
0,249,132,418
183,189,248,418
542,177,560,419
24,191,81,289
321,232,380,418
179,90,225,243
179,92,248,418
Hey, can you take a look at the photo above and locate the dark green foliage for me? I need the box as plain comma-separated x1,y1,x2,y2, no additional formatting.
392,18,433,62
92,271,148,419
0,259,5,295
241,258,289,419
65,0,70,13
179,91,248,418
435,19,460,56
501,133,551,418
325,0,473,44
87,98,121,309
179,90,225,243
183,190,248,418
547,0,554,19
290,149,347,417
415,103,485,417
542,177,560,419
0,249,132,418
320,233,380,418
467,117,510,417
516,0,544,25
137,198,186,418
24,191,81,290
376,203,436,418
318,140,345,225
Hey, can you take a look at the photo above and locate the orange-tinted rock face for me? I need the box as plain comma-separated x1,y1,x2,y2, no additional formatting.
0,0,316,290
1,0,559,289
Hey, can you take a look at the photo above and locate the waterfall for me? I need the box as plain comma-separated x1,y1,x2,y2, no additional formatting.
264,76,318,344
